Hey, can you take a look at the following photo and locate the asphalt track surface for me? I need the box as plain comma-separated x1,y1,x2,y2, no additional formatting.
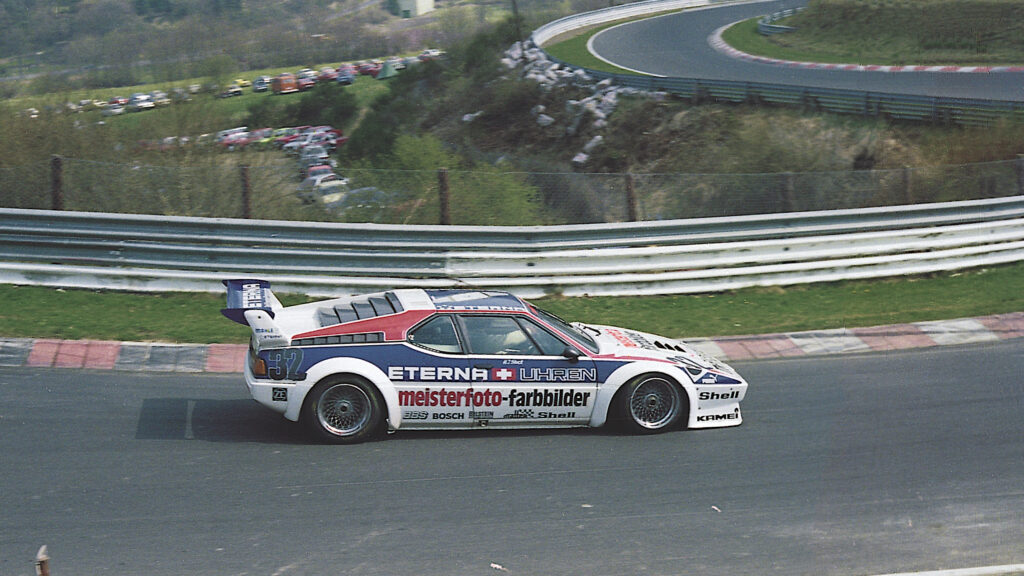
2,340,1022,576
587,0,1024,102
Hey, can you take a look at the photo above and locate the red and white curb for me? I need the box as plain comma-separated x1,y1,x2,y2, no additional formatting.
682,312,1024,362
1,312,1022,372
709,24,1024,73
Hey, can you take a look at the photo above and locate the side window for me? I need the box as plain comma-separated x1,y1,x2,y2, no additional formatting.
408,315,462,354
518,318,569,356
460,315,540,356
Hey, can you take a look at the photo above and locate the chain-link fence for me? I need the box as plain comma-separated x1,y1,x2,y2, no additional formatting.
3,155,1023,224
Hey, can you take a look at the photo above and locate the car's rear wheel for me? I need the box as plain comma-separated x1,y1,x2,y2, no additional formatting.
304,377,385,444
614,374,686,434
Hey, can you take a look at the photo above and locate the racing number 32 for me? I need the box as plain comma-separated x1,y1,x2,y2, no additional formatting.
266,349,305,381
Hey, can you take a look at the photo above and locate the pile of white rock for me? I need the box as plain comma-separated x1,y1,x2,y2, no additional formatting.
461,39,668,167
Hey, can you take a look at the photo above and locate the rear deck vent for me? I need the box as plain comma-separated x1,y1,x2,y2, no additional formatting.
292,332,384,347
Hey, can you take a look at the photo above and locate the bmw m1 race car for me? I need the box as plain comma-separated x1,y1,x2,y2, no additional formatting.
222,279,747,443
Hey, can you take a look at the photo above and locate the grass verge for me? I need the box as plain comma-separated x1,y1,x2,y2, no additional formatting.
721,11,1024,67
540,10,684,74
1,262,1022,344
718,18,849,64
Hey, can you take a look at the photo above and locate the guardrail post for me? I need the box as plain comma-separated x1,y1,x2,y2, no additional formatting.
1016,156,1024,195
783,172,796,212
692,84,708,105
438,168,451,225
625,173,639,221
50,155,63,211
239,165,252,219
903,166,914,204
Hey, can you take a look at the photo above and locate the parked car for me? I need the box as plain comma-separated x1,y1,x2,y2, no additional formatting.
301,163,335,181
108,95,128,106
218,131,252,151
318,67,338,82
127,93,155,112
325,184,389,212
298,144,331,167
336,65,356,85
356,60,382,77
233,127,274,150
297,76,316,91
304,130,345,151
297,173,349,203
418,48,444,61
150,90,171,107
325,186,390,213
253,76,271,92
272,73,298,95
282,130,323,153
274,126,312,148
218,84,243,98
233,78,252,88
101,104,124,117
245,127,287,149
215,126,248,144
315,178,349,204
221,280,747,443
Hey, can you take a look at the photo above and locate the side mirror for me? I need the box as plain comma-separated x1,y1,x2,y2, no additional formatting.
562,346,582,363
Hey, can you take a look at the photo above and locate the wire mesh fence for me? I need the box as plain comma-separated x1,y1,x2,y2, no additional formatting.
2,155,1023,224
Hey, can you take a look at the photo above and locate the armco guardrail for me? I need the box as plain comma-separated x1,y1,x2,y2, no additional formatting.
1,198,1023,298
757,8,802,35
531,0,1024,126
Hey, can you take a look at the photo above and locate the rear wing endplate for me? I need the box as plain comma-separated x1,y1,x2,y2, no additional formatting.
221,279,282,325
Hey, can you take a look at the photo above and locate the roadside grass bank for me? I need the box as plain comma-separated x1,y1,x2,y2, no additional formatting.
721,1,1024,67
1,262,1022,344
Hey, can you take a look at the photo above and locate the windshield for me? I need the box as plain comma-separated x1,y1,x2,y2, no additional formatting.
530,305,599,354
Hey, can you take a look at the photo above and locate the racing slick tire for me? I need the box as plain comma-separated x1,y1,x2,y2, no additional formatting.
613,374,686,434
303,376,386,444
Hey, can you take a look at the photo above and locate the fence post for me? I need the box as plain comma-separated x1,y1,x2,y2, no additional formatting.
438,168,451,225
50,155,63,210
624,173,639,221
240,165,252,219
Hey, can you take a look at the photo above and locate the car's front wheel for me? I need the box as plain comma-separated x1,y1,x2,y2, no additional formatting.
303,377,385,444
614,374,686,434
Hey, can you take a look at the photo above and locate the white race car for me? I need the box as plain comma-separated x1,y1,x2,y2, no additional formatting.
223,280,747,443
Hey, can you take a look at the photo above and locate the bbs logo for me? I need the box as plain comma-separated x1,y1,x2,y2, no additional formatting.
403,411,428,420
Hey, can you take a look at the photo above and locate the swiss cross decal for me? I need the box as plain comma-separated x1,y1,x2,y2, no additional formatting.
491,367,517,381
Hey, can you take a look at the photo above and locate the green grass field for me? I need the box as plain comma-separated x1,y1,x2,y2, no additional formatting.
722,2,1024,66
545,1,1024,69
2,261,1022,344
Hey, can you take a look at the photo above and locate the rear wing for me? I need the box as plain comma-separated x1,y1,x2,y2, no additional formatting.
221,279,283,325
222,279,289,349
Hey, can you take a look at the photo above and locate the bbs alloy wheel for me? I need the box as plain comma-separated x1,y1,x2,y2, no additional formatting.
305,378,385,443
618,375,685,434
